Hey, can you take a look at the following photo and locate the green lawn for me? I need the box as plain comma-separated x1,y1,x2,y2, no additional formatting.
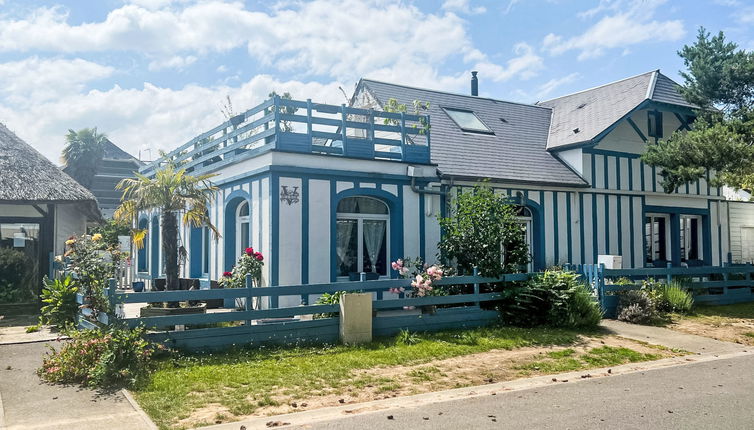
691,301,754,319
134,326,589,429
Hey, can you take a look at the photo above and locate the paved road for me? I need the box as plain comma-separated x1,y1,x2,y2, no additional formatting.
301,354,754,430
0,342,153,430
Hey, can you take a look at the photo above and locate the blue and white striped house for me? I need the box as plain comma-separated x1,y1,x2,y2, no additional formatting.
134,70,754,304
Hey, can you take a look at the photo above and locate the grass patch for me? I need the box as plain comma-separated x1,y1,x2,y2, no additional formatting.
134,325,588,429
517,346,661,375
691,302,754,319
743,332,754,339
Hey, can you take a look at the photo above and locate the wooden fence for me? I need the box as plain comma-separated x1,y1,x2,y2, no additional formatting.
576,263,754,317
78,272,535,350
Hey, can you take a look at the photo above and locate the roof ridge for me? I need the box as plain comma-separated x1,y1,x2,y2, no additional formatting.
538,69,657,104
359,78,552,110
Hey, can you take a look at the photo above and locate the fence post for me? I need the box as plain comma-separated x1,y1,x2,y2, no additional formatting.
245,274,252,327
473,266,480,307
666,262,672,284
597,264,605,311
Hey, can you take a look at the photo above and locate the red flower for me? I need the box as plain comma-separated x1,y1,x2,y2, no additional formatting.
254,252,264,261
223,271,233,277
245,247,254,256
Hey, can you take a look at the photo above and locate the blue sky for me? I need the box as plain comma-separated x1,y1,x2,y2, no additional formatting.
0,0,751,162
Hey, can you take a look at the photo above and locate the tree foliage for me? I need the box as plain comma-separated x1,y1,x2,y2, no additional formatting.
114,163,218,292
642,28,754,192
438,185,529,277
61,128,107,188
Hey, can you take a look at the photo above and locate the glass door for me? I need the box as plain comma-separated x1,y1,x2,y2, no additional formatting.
0,223,40,302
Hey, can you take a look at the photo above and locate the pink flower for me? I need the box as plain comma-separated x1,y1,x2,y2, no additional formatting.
245,247,254,256
223,271,233,277
400,267,409,276
254,252,264,261
391,261,399,270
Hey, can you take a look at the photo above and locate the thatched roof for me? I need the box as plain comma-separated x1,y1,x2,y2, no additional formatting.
0,122,100,212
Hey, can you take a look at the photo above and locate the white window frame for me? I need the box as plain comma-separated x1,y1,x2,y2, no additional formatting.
645,213,671,264
680,214,703,262
515,210,533,272
236,201,250,262
336,197,390,279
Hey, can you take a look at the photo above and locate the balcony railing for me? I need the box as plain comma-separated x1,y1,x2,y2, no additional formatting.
140,95,432,176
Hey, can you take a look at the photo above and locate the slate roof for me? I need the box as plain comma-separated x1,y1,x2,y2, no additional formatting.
0,122,100,212
356,79,588,187
537,70,697,150
103,139,141,162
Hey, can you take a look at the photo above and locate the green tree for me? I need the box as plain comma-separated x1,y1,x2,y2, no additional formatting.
642,28,754,192
438,185,529,277
61,128,107,188
114,163,219,295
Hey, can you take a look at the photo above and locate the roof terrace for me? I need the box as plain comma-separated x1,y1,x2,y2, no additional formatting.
140,95,432,176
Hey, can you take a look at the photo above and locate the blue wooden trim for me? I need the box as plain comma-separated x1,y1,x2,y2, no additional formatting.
512,192,545,270
553,192,559,264
539,191,545,268
604,195,610,254
652,165,657,193
644,205,709,215
628,156,634,191
137,217,148,272
419,193,426,261
566,192,572,264
603,154,609,189
625,117,647,142
592,99,651,144
579,192,585,264
583,148,641,159
706,171,711,196
271,174,280,309
150,215,159,277
223,190,251,272
629,196,635,268
616,195,623,257
673,112,692,131
670,213,681,266
615,156,621,191
301,178,309,285
590,153,596,187
329,180,337,282
696,179,700,195
592,193,598,262
640,161,645,192
189,224,202,278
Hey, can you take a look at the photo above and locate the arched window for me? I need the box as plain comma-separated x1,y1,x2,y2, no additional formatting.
336,196,389,278
236,201,250,262
137,218,148,272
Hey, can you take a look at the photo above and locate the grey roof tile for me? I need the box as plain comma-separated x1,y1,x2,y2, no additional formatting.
357,79,588,187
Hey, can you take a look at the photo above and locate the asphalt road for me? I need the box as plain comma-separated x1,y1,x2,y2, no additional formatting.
301,354,754,430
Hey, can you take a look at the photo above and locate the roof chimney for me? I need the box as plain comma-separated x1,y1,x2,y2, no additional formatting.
471,71,478,96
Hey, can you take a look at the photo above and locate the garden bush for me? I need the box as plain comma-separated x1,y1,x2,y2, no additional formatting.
498,270,603,328
655,281,694,314
39,276,79,328
38,326,166,389
617,290,658,324
0,248,34,303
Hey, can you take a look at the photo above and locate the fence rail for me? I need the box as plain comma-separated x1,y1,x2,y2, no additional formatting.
78,272,537,350
139,96,432,177
578,263,754,317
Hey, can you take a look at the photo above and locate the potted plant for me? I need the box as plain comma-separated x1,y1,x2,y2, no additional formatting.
221,247,264,310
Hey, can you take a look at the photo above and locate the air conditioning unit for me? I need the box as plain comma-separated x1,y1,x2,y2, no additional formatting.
597,255,622,269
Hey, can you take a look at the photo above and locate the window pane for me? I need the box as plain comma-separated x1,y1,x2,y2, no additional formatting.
238,201,249,217
240,222,250,251
443,108,492,133
337,197,388,214
363,220,387,275
336,219,358,276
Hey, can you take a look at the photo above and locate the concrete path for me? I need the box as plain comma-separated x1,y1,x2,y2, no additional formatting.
0,342,155,430
599,319,749,355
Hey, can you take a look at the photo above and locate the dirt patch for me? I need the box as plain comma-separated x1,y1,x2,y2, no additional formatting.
669,316,754,346
177,335,679,428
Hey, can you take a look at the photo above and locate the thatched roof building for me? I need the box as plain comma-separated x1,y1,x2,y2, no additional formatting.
0,122,101,298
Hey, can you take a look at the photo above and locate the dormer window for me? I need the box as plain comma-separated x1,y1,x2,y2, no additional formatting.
442,107,493,134
648,111,663,139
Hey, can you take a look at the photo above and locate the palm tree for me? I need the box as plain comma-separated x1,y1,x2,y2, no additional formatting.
114,162,219,295
61,128,107,188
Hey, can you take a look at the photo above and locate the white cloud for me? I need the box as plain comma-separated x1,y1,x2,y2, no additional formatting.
148,55,197,71
544,0,685,60
0,57,113,104
472,43,543,83
0,73,344,163
0,1,536,86
442,0,487,15
535,72,580,99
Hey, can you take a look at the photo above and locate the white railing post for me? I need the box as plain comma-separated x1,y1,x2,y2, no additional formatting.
245,274,253,327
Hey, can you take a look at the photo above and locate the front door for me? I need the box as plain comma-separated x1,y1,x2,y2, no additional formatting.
0,223,41,302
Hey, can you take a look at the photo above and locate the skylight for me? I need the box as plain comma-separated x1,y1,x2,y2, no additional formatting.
442,108,493,134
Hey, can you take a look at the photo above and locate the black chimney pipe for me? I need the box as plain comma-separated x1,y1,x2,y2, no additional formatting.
471,71,478,96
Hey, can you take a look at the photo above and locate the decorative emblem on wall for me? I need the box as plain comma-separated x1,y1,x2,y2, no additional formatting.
280,185,300,205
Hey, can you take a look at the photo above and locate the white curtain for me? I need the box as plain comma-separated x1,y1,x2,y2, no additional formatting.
363,220,385,273
336,220,356,271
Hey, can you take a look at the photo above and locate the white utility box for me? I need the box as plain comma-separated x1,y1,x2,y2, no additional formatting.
597,255,623,269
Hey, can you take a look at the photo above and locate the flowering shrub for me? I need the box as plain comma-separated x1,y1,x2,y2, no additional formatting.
38,326,166,389
389,258,446,297
59,234,122,318
220,247,265,289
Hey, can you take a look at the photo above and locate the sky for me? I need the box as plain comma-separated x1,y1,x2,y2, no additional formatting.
0,0,751,163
